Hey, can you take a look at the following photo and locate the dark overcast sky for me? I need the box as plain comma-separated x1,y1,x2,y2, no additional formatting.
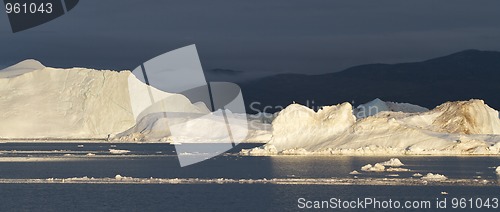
1,0,500,74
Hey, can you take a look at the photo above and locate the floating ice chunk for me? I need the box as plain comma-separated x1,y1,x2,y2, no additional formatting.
109,149,130,154
361,163,385,172
412,173,423,177
65,176,91,181
421,173,448,181
379,158,404,167
114,175,132,181
86,153,95,156
386,167,410,172
496,166,500,175
360,159,407,173
349,170,361,175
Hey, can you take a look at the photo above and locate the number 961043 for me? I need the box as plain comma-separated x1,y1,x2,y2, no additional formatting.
5,2,53,14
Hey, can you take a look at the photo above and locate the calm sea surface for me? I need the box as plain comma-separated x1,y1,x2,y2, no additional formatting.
0,143,499,211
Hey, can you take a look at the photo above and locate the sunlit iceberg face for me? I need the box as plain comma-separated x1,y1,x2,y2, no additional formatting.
128,44,248,167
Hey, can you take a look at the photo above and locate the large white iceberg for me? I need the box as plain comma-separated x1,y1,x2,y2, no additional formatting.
0,60,270,142
243,99,500,155
0,60,218,139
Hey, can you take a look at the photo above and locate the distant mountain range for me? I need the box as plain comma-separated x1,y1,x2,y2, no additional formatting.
204,68,272,83
237,49,500,113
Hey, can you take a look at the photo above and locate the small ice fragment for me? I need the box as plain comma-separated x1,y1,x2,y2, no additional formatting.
86,153,95,156
413,173,423,177
386,167,410,172
421,173,447,181
361,163,385,172
349,170,360,175
109,149,130,154
379,158,404,167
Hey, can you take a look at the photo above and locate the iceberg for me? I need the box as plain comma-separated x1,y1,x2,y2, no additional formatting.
0,60,206,139
0,60,270,142
242,99,500,155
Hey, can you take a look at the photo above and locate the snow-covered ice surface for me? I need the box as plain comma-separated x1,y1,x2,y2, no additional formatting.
242,99,500,156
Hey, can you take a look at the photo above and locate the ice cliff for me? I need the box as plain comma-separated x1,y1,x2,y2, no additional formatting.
0,60,206,139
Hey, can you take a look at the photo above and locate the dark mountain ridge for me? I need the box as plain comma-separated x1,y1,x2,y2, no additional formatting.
239,49,500,113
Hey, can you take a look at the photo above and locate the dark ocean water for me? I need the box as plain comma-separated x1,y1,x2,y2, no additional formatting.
0,143,499,211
